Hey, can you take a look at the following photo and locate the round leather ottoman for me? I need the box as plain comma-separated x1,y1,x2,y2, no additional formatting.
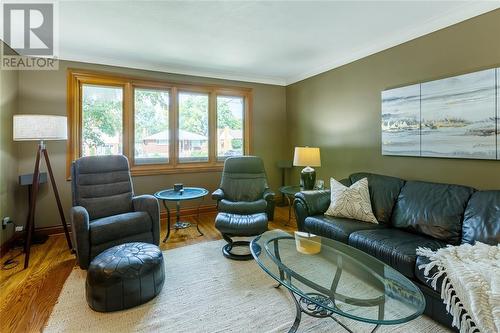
86,242,165,312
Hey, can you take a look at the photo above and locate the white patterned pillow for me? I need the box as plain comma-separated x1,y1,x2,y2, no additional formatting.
324,177,378,224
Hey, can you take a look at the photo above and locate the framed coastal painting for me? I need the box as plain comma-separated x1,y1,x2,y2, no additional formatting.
381,68,499,160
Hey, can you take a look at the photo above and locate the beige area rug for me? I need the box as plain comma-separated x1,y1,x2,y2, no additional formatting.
45,240,451,333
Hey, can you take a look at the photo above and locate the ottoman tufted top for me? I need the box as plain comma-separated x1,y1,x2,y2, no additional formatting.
87,242,163,284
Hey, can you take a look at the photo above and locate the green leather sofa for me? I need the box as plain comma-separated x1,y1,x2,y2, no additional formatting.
294,172,499,330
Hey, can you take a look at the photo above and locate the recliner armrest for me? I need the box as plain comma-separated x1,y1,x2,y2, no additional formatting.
133,195,160,245
70,206,91,269
263,188,275,221
294,190,331,231
263,188,275,201
212,188,225,201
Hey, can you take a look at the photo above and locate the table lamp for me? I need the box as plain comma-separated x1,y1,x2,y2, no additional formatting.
13,114,73,269
293,147,321,190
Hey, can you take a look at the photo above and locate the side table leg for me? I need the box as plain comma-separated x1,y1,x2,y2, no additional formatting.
162,201,171,243
286,195,292,226
176,200,181,226
195,202,204,236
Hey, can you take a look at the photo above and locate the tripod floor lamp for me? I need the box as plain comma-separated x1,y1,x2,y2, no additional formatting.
13,115,73,269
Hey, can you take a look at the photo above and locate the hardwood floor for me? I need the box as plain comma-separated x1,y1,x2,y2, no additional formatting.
0,205,297,333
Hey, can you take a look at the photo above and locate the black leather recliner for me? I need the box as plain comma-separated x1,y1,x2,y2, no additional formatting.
294,172,499,330
212,156,275,260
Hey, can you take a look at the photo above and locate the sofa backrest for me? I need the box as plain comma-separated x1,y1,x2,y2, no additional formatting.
71,155,134,220
391,180,475,244
462,191,500,245
350,172,405,224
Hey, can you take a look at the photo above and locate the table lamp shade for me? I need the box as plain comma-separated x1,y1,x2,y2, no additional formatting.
13,115,67,141
293,147,321,167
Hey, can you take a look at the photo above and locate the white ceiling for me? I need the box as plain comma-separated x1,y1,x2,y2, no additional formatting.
55,1,500,86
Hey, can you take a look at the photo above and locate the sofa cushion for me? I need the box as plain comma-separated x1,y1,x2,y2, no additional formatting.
90,211,152,245
348,229,447,278
350,172,405,224
462,190,500,245
304,215,385,244
391,181,475,244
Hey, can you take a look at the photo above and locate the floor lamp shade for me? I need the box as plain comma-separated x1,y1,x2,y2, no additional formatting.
293,147,321,190
13,115,67,141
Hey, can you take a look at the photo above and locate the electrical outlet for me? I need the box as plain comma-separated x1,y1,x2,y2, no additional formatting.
2,217,12,230
15,225,23,232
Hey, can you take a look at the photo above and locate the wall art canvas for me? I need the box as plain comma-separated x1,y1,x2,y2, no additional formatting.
381,84,421,156
498,68,500,160
381,68,499,160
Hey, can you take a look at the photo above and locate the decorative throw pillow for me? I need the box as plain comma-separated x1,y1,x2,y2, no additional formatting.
325,177,378,224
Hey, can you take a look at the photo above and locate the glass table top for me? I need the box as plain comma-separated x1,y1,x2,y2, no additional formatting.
154,187,209,201
250,229,425,325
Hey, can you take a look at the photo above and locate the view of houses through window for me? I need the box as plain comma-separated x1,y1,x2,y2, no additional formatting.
72,70,250,174
134,88,170,164
217,96,244,160
178,92,209,162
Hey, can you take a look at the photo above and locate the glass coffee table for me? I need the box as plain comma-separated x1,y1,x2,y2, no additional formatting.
154,187,209,243
251,230,425,333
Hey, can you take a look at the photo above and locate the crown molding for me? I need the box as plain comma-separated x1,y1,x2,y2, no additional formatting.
57,53,287,86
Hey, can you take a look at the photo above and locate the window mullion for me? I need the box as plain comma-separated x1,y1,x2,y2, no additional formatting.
171,87,178,167
209,91,217,164
123,82,133,162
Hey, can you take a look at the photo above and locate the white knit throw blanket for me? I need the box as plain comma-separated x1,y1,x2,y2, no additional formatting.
416,242,500,333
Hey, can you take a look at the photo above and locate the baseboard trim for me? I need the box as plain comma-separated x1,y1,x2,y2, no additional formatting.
0,204,218,257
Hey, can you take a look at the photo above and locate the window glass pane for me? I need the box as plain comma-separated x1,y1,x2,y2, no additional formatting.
217,96,244,160
134,88,169,165
82,85,123,156
178,92,209,163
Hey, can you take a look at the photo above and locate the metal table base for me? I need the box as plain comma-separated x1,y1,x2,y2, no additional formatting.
162,199,204,243
276,284,380,333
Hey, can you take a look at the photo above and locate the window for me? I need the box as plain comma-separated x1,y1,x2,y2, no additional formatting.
81,85,123,156
217,96,244,161
67,70,252,177
134,88,170,165
178,92,209,163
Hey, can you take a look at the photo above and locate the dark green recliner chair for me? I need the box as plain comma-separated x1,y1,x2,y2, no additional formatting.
212,156,275,260
70,155,160,269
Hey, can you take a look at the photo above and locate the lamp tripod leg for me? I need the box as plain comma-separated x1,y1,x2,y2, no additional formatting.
24,146,42,269
43,148,73,252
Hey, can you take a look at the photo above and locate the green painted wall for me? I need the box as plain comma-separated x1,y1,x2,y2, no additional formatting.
16,60,287,230
286,9,500,189
0,43,19,246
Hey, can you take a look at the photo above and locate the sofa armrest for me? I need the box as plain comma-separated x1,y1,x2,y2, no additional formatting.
263,188,275,221
133,195,160,245
293,190,331,231
70,206,91,269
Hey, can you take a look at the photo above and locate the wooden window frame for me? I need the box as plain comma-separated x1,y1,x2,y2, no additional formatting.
67,69,252,178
